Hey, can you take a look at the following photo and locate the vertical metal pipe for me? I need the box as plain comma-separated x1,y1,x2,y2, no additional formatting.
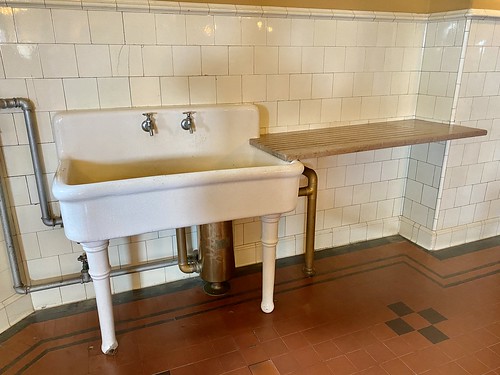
299,166,318,276
176,227,200,273
0,97,62,227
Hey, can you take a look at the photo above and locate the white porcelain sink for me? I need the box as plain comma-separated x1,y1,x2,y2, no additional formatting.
52,104,303,354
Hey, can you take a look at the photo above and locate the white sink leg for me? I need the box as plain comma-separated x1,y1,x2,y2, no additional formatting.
260,214,280,313
81,240,118,355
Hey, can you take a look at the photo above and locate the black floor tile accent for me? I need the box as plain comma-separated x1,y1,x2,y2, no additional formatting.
387,302,414,316
418,326,449,344
419,308,447,324
386,318,415,335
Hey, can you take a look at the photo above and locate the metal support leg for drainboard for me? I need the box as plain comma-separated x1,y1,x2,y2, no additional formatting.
299,166,318,277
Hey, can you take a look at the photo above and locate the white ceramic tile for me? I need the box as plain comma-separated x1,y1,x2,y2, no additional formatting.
142,46,173,76
377,21,397,47
214,16,241,45
324,47,345,72
364,47,385,72
75,45,112,78
13,8,54,43
186,15,215,45
37,228,72,257
201,46,228,75
254,46,278,74
465,72,486,97
464,46,481,73
336,20,357,47
63,78,99,110
123,12,156,45
89,11,124,44
300,99,321,124
384,47,404,72
278,46,301,74
39,44,78,78
340,97,361,121
479,47,498,72
356,21,378,47
320,98,341,123
435,21,458,47
228,46,253,75
145,236,174,260
395,22,417,47
483,72,500,96
266,18,290,46
30,288,62,310
172,46,201,76
333,73,353,98
188,76,216,104
242,74,266,102
301,47,323,73
0,7,16,42
1,45,42,78
216,75,241,104
109,45,143,77
314,19,335,46
345,47,366,72
360,96,380,120
353,72,373,97
52,9,90,43
342,205,360,226
277,100,299,126
156,14,186,45
97,77,131,108
311,74,333,99
130,77,161,106
26,79,66,111
290,18,314,46
473,22,494,47
160,77,189,105
326,166,346,189
266,75,288,101
241,17,266,46
289,74,311,100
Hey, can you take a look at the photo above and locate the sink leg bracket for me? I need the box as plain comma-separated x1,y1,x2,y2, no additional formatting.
81,240,118,355
299,166,318,277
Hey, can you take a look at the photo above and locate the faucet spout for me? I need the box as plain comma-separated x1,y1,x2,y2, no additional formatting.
141,112,156,136
181,111,195,133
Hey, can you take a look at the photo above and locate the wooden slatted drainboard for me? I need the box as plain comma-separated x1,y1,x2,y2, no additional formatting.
249,119,487,161
250,119,487,274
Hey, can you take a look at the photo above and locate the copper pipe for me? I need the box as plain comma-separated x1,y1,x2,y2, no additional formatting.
298,166,318,276
176,227,200,273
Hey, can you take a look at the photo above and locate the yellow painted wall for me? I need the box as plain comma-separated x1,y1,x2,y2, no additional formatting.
179,0,500,13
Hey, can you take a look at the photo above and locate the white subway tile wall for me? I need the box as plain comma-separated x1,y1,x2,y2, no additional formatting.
0,3,499,333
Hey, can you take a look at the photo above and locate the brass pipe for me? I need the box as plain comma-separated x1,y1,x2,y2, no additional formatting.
298,166,318,276
176,227,200,273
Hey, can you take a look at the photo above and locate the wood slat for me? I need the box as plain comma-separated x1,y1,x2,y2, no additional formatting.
250,119,487,161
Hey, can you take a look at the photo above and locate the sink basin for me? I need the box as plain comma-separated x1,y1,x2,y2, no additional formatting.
53,104,303,243
52,104,304,354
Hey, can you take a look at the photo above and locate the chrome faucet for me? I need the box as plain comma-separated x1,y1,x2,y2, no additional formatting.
181,111,195,134
141,112,156,136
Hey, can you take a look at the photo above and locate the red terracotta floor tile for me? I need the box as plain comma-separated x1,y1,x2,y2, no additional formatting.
0,236,499,375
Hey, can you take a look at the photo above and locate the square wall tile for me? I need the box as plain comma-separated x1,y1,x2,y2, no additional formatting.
160,77,190,105
1,45,42,78
52,9,90,43
186,15,215,45
13,8,54,43
26,79,66,111
202,46,228,75
215,16,241,45
0,7,17,43
75,45,112,77
39,44,78,78
97,78,131,108
241,17,266,45
242,74,266,102
173,46,201,76
266,18,291,46
143,46,173,76
89,11,125,44
229,46,253,75
130,77,161,106
109,45,143,77
291,18,314,46
123,12,156,45
314,19,336,46
216,75,241,104
189,76,216,104
279,46,301,74
156,14,186,45
254,46,278,74
63,78,99,110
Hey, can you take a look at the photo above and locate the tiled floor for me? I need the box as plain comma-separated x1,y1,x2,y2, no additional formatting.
1,235,499,375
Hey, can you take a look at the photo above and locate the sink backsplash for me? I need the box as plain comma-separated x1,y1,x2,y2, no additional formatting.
0,1,499,332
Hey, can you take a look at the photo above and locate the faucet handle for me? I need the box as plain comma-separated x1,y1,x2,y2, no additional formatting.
141,112,156,136
181,111,195,133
